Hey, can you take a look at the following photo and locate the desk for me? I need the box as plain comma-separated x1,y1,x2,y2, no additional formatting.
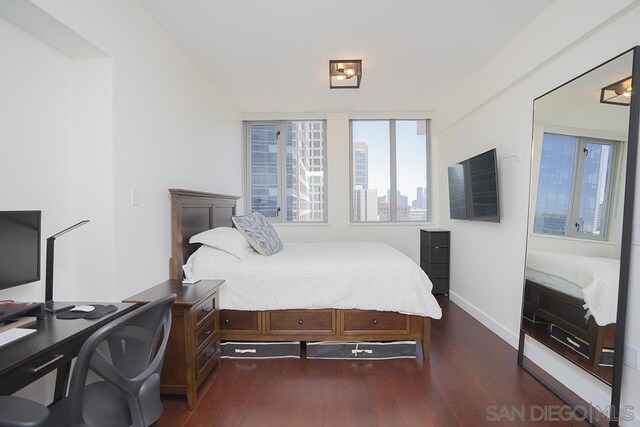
0,302,135,403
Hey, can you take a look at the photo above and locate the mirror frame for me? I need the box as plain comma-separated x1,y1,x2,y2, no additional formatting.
517,46,640,427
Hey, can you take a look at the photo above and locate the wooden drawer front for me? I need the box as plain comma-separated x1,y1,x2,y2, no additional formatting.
196,337,220,381
267,310,335,334
342,311,410,333
194,293,216,329
221,310,261,334
195,317,217,355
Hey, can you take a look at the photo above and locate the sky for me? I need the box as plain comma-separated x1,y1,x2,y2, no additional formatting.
352,120,428,202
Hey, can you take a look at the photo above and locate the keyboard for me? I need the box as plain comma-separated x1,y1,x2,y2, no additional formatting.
0,328,36,347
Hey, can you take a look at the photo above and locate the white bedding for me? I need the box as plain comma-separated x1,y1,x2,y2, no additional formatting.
525,269,584,300
526,250,619,326
185,242,442,319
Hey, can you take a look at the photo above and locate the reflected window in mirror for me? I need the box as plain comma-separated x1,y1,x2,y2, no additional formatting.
534,133,619,240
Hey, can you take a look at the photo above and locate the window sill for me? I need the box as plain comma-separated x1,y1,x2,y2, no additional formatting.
349,222,436,227
271,222,330,226
530,233,614,246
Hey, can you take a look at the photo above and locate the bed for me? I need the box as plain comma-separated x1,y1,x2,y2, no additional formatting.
169,189,442,360
522,250,618,366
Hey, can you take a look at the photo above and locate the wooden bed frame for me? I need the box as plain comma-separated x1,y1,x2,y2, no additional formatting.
169,189,431,360
522,279,615,366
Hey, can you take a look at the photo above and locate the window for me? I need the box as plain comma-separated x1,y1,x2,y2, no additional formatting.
247,120,326,222
533,133,618,240
350,119,430,222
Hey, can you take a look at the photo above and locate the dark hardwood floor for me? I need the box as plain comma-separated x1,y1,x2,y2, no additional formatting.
158,300,589,426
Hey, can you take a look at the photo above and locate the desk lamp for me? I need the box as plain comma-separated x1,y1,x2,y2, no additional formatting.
44,220,89,313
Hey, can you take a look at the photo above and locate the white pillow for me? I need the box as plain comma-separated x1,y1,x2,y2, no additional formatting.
189,227,252,260
183,246,243,280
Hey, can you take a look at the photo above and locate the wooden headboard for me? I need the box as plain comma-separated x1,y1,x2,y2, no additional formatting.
169,189,240,279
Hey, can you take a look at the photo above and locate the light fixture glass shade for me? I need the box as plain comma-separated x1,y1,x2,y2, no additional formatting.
600,76,633,105
329,59,362,89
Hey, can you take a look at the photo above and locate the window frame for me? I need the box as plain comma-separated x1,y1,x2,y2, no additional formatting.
533,132,619,241
349,118,431,223
244,120,328,224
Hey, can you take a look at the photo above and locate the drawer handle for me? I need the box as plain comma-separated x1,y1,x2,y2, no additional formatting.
224,319,230,324
201,307,212,314
566,337,581,348
204,330,212,337
29,354,64,374
204,352,213,359
434,246,440,249
298,319,304,325
235,349,256,354
372,319,378,325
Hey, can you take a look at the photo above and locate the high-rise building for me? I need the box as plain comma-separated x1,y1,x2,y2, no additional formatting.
286,121,325,221
353,142,378,221
354,188,378,221
353,143,368,190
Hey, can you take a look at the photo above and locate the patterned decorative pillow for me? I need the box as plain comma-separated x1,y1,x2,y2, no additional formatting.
232,212,283,256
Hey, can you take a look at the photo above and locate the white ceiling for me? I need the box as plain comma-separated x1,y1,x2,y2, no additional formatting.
535,51,633,135
139,0,554,114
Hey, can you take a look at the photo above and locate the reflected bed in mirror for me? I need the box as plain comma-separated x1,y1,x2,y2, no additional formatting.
518,47,639,426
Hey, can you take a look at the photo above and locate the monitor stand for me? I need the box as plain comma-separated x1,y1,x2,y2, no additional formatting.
44,301,74,314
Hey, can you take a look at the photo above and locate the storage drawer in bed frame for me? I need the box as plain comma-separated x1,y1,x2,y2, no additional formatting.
220,309,426,343
523,280,616,366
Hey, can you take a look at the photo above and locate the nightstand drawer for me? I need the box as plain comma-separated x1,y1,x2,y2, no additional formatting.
266,310,335,334
421,246,449,263
196,337,220,382
195,317,217,355
221,310,261,334
194,294,216,329
420,262,449,279
342,310,410,333
421,230,449,248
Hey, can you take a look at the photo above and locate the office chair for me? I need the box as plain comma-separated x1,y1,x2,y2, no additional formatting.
0,294,175,427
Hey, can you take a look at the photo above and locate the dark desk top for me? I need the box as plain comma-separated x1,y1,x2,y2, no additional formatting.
123,279,224,307
0,302,135,382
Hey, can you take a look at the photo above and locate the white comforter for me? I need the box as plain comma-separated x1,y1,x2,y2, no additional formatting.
185,242,442,319
526,250,619,326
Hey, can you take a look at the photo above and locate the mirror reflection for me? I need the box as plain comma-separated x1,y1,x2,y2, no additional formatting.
521,51,633,385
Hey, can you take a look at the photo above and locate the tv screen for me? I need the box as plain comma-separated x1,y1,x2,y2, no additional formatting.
447,163,469,220
447,149,500,222
0,211,41,290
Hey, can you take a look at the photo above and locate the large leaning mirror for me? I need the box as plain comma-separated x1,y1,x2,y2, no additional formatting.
518,47,639,425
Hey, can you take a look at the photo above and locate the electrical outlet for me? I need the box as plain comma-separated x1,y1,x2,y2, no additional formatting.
624,344,638,371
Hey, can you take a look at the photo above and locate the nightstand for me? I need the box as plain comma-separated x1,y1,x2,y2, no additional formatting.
420,229,450,296
124,279,224,410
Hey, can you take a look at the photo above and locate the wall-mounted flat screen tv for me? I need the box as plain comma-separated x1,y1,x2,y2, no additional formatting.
447,149,500,222
0,211,41,290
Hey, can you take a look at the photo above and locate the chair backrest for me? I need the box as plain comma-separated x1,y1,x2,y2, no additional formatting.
66,294,175,427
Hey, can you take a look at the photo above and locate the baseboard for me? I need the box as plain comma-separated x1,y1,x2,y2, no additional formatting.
448,290,611,411
449,291,519,348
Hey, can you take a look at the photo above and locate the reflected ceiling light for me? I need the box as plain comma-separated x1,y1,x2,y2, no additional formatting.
329,59,362,89
600,76,632,105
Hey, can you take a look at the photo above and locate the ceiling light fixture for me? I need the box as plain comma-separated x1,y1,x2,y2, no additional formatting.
600,76,633,105
329,59,362,89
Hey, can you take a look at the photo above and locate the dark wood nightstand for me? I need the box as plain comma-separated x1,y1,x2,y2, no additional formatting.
124,279,224,410
420,229,450,296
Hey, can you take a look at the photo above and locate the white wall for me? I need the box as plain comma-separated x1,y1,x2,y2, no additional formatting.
0,15,76,303
434,0,640,422
245,112,437,262
1,0,243,304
